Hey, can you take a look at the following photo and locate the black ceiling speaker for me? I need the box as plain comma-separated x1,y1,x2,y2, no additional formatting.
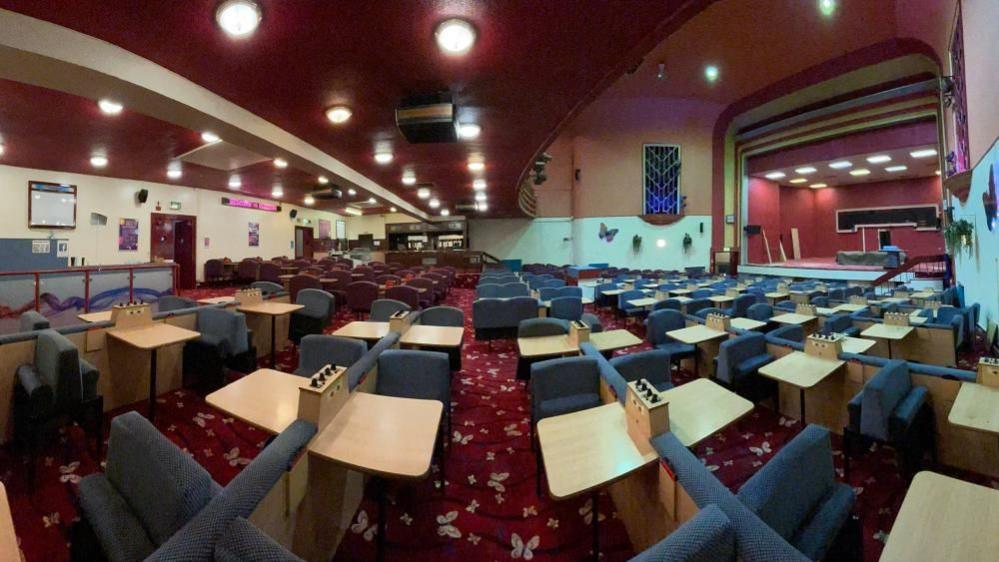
136,189,149,204
395,91,459,143
289,209,298,219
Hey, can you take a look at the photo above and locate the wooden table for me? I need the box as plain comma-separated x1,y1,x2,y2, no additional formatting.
539,297,594,308
708,295,734,305
78,310,112,323
839,336,876,355
333,321,390,342
730,317,766,331
0,483,19,562
197,296,236,305
666,325,728,377
206,369,308,434
659,379,753,446
517,334,579,359
626,297,659,309
237,301,305,368
669,288,693,296
589,329,642,353
771,313,817,326
758,351,844,423
107,323,200,421
831,303,866,313
949,382,999,437
765,291,790,304
880,471,999,562
537,402,657,560
399,325,464,348
859,324,913,359
601,289,625,297
310,392,442,562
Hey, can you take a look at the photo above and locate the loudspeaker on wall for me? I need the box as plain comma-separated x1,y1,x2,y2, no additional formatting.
136,189,149,204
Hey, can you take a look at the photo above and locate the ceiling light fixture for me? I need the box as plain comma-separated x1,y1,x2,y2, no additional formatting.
216,0,261,38
885,165,908,172
472,179,487,190
90,155,108,168
764,172,786,180
374,151,393,165
935,170,941,176
795,166,817,174
343,207,362,216
274,158,288,168
474,192,487,202
829,160,853,169
440,209,450,217
304,195,315,206
467,160,485,172
228,176,242,189
318,175,329,185
866,155,891,164
201,131,221,143
271,185,284,198
368,197,376,204
458,123,481,140
910,148,938,158
347,188,357,196
429,198,440,209
809,183,827,189
389,206,397,213
789,178,807,184
818,0,837,17
402,173,416,185
704,65,720,82
417,188,431,199
0,144,5,156
850,169,871,176
98,99,123,115
435,18,476,55
167,163,182,179
325,106,352,124
477,202,488,212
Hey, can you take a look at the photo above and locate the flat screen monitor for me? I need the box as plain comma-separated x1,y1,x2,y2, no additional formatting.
29,181,77,229
357,233,375,249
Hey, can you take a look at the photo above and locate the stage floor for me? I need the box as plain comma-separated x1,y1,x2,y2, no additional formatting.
745,257,884,271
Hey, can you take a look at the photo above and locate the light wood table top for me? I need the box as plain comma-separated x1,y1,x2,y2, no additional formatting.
589,329,642,352
400,324,464,348
279,274,295,280
206,369,306,434
832,303,867,313
660,379,753,447
107,322,200,350
669,288,693,296
771,313,818,325
237,301,305,316
839,336,877,355
601,289,625,296
539,297,594,307
0,483,19,562
909,316,928,326
730,317,767,331
910,291,937,300
860,324,914,341
949,382,999,435
198,296,237,305
673,296,693,304
880,471,999,562
666,325,728,345
309,392,442,479
333,321,390,341
538,402,657,499
78,310,112,323
765,292,790,299
758,351,844,389
517,334,579,359
708,295,734,304
815,307,837,316
626,297,659,308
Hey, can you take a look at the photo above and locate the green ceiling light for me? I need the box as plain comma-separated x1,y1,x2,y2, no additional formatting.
704,65,719,83
819,0,837,17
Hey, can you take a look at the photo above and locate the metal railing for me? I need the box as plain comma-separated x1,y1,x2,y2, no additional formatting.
870,254,951,295
0,263,179,314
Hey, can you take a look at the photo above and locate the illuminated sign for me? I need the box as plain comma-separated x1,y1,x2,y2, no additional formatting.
221,197,282,212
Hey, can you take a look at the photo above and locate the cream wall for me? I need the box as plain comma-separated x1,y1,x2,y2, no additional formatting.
469,218,573,265
343,212,420,241
960,0,999,166
0,164,343,281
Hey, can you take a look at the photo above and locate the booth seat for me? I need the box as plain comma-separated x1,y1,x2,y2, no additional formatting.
629,504,735,562
346,331,401,390
473,296,538,341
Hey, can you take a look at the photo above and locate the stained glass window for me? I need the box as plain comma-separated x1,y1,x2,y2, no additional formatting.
643,144,681,214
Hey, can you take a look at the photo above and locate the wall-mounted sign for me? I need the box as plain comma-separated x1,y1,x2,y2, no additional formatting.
169,201,182,211
31,240,50,254
222,197,282,212
248,222,260,247
119,218,139,251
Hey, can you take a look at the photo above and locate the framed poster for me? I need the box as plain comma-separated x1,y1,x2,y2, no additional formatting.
29,181,77,229
318,219,331,239
118,218,139,251
248,222,260,247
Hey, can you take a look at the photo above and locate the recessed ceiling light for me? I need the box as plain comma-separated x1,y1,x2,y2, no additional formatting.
472,179,487,190
850,169,871,176
98,99,123,115
885,165,908,173
166,164,182,179
477,202,488,212
795,166,817,174
347,188,357,196
201,131,221,143
764,172,786,180
90,155,108,168
468,160,485,172
818,0,836,17
935,170,941,176
866,155,891,164
0,144,5,156
325,106,352,124
343,207,362,216
274,158,288,168
910,148,938,158
304,195,315,206
417,188,430,199
368,197,376,204
458,123,481,139
228,176,242,189
474,192,487,202
809,183,827,189
402,173,416,185
789,178,807,184
374,151,393,165
216,0,261,38
704,65,720,82
429,198,440,209
318,175,329,185
440,209,450,217
271,186,284,198
435,18,476,55
389,206,397,213
829,160,853,169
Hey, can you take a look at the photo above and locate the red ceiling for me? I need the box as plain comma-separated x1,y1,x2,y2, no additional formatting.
0,0,707,216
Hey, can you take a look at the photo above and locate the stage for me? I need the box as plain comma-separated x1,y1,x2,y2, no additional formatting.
740,257,942,288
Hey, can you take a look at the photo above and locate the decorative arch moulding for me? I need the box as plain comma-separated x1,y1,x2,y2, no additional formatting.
638,213,684,226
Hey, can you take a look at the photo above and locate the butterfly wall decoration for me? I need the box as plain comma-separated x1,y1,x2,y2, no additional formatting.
983,162,997,232
598,222,619,243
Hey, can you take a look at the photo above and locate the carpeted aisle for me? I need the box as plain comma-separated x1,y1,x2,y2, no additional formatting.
2,284,995,561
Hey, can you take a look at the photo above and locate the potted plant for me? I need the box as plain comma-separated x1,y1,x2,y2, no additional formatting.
943,218,975,255
632,234,642,252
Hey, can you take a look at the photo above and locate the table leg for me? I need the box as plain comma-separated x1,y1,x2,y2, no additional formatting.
887,340,893,360
799,388,806,425
591,489,599,562
270,314,277,369
148,348,158,422
377,476,387,562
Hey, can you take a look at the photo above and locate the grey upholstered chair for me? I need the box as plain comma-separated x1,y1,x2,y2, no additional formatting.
293,334,367,377
370,298,412,322
157,295,196,312
184,308,256,388
289,288,335,343
19,310,50,331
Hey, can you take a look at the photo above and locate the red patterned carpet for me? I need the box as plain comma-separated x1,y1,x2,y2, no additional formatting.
3,285,995,561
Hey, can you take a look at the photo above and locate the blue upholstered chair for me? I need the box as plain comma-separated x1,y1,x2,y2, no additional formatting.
691,288,713,299
250,280,283,296
629,504,735,562
685,298,711,316
473,296,538,342
736,425,857,561
775,300,797,312
609,350,673,392
549,296,583,321
653,298,682,312
369,298,411,322
213,517,304,561
695,307,726,319
293,334,367,376
934,306,966,349
746,303,773,322
617,289,647,318
594,282,619,307
821,313,858,337
810,296,830,308
541,278,566,289
768,324,805,345
538,287,560,301
727,294,756,318
517,318,571,378
19,310,50,331
157,295,196,312
289,288,335,343
476,283,502,298
184,307,257,388
828,288,846,301
555,286,583,298
497,282,530,298
715,333,774,401
15,329,102,488
646,309,696,372
530,356,602,494
417,306,465,370
843,360,934,480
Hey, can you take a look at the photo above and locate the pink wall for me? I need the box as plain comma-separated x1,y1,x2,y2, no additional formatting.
746,178,780,263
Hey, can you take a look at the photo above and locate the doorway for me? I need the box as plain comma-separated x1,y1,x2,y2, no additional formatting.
151,213,197,290
295,225,314,259
878,229,892,249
